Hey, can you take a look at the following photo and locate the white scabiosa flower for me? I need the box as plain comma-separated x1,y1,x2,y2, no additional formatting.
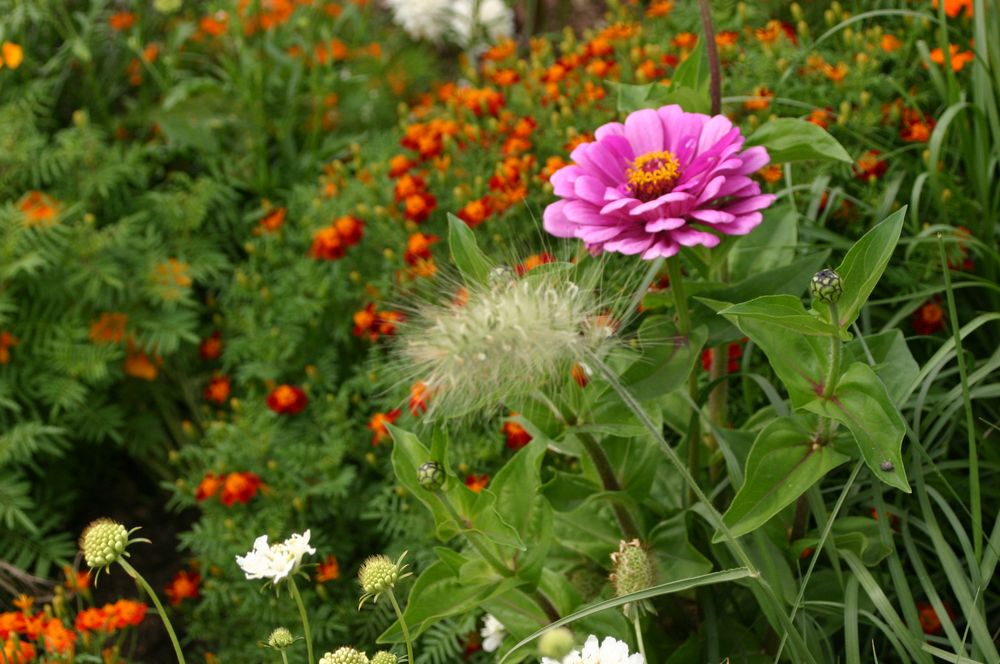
383,0,451,42
446,0,515,47
236,530,316,584
541,635,643,664
481,614,507,653
396,265,619,418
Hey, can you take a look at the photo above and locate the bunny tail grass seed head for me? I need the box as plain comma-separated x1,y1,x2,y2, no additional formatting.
394,263,620,419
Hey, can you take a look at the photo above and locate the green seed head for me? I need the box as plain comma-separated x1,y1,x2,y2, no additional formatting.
319,647,369,664
80,519,130,569
610,539,656,598
568,566,606,601
810,269,843,304
371,652,398,664
417,461,445,491
538,627,575,659
359,555,399,595
267,627,294,650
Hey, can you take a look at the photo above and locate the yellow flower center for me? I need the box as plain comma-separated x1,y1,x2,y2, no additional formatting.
626,150,680,201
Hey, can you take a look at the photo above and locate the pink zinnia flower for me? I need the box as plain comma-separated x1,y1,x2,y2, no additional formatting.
544,105,776,259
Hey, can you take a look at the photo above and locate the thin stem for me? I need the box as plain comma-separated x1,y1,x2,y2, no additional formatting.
938,235,980,562
665,257,692,334
280,651,289,664
821,302,841,399
118,559,186,664
387,589,415,664
287,577,314,664
666,257,702,505
697,0,723,116
632,612,647,661
579,433,641,540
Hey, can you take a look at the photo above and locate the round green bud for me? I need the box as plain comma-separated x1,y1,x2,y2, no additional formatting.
371,652,398,664
80,519,130,569
417,461,445,491
538,627,575,659
610,539,656,598
267,627,294,650
810,269,843,304
568,566,606,601
319,647,369,664
359,555,399,595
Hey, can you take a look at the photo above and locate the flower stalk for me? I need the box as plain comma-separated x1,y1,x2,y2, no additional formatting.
287,577,314,664
697,0,723,115
579,433,641,540
386,589,414,664
118,559,186,664
666,257,702,506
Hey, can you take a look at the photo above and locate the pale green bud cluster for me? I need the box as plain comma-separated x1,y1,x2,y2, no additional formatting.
80,519,130,569
319,647,369,664
359,555,398,595
610,539,655,598
371,652,398,664
267,627,294,650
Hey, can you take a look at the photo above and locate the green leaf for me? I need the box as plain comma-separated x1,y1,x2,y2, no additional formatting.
728,204,798,280
498,568,756,663
832,207,906,331
447,213,493,285
745,118,852,164
622,316,707,399
669,38,709,95
803,363,910,492
842,329,919,406
611,82,710,115
648,513,713,581
720,295,832,336
718,415,850,540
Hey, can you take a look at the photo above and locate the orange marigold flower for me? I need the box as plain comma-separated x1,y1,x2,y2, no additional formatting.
266,385,308,415
393,173,427,201
89,313,128,345
124,345,160,381
75,607,110,633
2,638,35,664
515,252,555,276
457,197,491,228
715,30,738,48
482,39,516,62
491,68,520,87
18,190,59,226
933,0,973,18
11,597,32,613
646,0,673,17
151,258,192,300
853,149,887,181
671,32,698,50
881,34,902,53
106,600,147,630
758,163,783,184
404,232,439,266
108,11,136,31
0,331,19,365
501,414,532,451
917,601,955,634
200,331,222,360
194,472,223,501
316,555,340,582
259,207,286,233
199,12,230,37
465,474,489,493
755,20,796,45
806,107,833,129
62,565,90,594
0,42,23,71
929,44,975,72
913,299,945,335
900,109,935,143
220,471,263,506
0,611,26,639
352,303,378,340
42,617,76,654
165,570,200,606
408,381,430,416
310,227,345,260
822,61,849,83
334,215,365,246
403,191,437,223
203,374,231,404
368,409,401,445
744,86,772,111
388,154,413,177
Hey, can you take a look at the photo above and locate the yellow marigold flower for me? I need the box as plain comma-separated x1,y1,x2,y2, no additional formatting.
0,42,23,70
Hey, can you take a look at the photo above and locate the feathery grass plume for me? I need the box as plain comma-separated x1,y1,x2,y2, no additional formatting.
393,259,626,419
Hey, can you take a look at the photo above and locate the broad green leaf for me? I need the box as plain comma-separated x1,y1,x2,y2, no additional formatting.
471,489,526,550
728,204,798,280
669,37,709,95
703,251,830,305
389,425,469,540
832,207,906,330
447,212,493,285
542,471,601,512
488,436,548,534
720,295,833,336
719,415,849,540
843,329,919,406
611,81,710,115
622,316,708,399
803,362,910,492
745,118,852,163
648,513,713,581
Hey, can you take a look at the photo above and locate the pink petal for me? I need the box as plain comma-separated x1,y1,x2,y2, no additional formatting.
551,165,582,198
721,213,764,235
673,226,721,247
723,194,777,215
644,217,686,233
543,200,576,238
624,108,665,157
736,146,771,174
573,175,607,205
690,208,736,225
642,238,680,259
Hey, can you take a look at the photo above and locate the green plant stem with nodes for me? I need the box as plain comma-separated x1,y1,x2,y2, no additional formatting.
386,589,415,664
434,489,560,621
937,235,981,562
117,559,186,664
287,577,314,664
632,612,646,662
580,348,817,663
579,433,641,540
666,257,702,507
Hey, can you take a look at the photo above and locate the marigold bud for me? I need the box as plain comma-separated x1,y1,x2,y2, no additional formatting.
267,627,295,649
417,461,445,491
371,652,397,664
80,519,129,569
810,269,843,304
319,647,369,664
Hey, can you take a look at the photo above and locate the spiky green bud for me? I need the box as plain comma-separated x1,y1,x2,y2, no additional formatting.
267,627,294,650
610,539,655,598
810,269,843,304
319,648,369,664
371,652,397,664
359,555,398,595
417,461,445,491
80,519,130,569
538,627,575,659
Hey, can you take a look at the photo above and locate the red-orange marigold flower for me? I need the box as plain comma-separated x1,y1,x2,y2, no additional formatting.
929,44,975,72
913,299,945,335
108,11,136,31
75,607,110,633
63,565,91,594
259,207,286,233
404,232,439,265
917,601,955,634
200,331,222,360
744,86,773,111
853,150,887,181
220,471,263,506
334,215,365,246
368,409,401,445
89,313,128,344
316,555,340,582
165,571,200,606
0,332,19,365
501,415,532,451
18,191,60,227
881,34,902,53
194,472,223,501
204,375,231,404
2,638,35,664
124,347,159,381
515,252,555,276
42,617,76,654
266,385,308,415
457,197,491,228
106,600,147,630
310,227,345,260
933,0,973,18
409,381,430,416
465,474,489,493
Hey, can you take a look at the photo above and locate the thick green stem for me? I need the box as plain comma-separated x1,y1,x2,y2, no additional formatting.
288,577,314,664
632,612,647,661
579,434,641,540
387,589,415,664
118,559,186,664
666,257,702,505
821,302,841,399
280,650,289,664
